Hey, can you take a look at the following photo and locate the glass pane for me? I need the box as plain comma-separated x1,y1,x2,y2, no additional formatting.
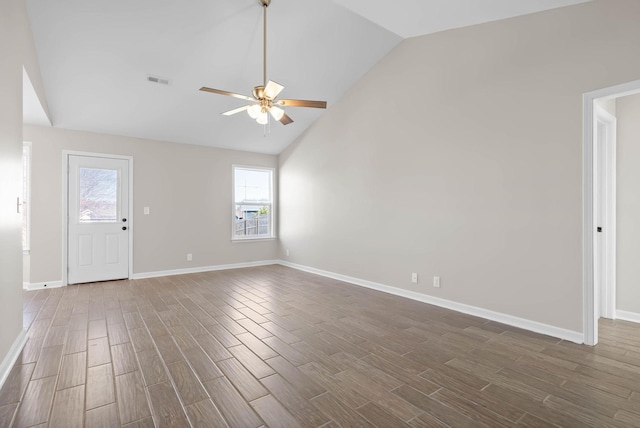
234,204,270,237
234,168,271,203
79,167,118,222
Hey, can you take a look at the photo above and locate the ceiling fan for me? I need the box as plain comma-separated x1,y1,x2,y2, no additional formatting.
200,0,327,126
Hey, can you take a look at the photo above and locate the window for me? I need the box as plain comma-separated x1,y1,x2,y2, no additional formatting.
22,142,31,253
233,166,274,240
78,167,118,222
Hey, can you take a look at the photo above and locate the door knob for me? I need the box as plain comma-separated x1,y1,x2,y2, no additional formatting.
122,226,127,231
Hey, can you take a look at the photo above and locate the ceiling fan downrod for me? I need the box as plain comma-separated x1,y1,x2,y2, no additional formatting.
260,0,270,87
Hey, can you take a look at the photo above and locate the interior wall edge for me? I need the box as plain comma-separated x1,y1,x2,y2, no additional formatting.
0,329,28,391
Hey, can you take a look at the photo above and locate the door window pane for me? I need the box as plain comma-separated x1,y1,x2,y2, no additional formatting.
79,167,118,222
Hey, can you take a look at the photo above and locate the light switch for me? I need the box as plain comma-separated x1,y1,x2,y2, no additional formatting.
144,207,150,215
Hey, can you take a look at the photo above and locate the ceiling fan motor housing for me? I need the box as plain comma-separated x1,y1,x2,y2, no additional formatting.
253,86,266,100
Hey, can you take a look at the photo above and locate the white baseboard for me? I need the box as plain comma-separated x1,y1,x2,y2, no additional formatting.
616,310,640,324
132,260,280,280
22,261,281,288
24,280,64,291
278,260,584,344
23,259,584,343
0,329,28,389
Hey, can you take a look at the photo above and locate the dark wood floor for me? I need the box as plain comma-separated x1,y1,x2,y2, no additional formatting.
1,265,639,427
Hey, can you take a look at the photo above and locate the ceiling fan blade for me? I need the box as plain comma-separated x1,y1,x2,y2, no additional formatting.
200,87,255,102
276,99,327,109
268,106,291,124
264,80,285,100
222,105,252,116
279,112,294,125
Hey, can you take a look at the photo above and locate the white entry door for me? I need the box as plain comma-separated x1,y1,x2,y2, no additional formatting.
68,154,130,284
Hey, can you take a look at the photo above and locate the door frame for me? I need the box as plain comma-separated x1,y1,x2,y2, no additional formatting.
62,150,134,286
593,105,617,321
583,79,640,345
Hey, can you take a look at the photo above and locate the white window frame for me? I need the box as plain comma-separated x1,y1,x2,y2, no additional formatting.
232,165,276,241
22,142,32,254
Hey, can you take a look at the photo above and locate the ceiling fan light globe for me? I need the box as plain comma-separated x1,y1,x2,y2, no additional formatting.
269,106,285,121
256,112,269,125
247,104,261,119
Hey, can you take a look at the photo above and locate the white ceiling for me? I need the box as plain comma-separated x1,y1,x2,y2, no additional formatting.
332,0,590,39
26,0,590,154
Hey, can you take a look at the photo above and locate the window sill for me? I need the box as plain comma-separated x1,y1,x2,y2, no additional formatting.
232,237,277,243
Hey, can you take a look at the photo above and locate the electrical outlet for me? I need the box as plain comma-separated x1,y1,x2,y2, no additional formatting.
433,276,440,288
286,249,290,257
411,273,418,284
187,253,192,261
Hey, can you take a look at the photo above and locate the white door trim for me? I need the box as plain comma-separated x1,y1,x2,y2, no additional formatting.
62,151,134,286
583,79,640,345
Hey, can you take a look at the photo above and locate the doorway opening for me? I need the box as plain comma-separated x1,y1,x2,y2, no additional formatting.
583,79,640,345
593,105,616,322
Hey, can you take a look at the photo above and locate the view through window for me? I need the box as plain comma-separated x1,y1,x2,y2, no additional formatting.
233,166,274,239
78,167,118,222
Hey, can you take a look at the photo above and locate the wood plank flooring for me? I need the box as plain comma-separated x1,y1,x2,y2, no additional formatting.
1,265,640,427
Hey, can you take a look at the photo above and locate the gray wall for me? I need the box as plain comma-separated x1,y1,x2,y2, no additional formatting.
24,125,279,283
279,0,640,333
0,0,27,366
616,93,640,315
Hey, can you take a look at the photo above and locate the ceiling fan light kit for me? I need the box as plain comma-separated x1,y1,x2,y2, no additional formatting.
199,0,326,127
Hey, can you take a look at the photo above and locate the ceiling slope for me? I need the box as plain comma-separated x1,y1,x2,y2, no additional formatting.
26,0,590,154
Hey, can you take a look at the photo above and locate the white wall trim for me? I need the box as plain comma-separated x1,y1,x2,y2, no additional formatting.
279,260,584,344
23,280,64,291
23,258,585,343
616,310,640,324
583,92,595,345
0,329,28,390
131,260,280,280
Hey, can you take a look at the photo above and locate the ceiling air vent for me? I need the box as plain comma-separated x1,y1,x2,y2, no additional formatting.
147,75,170,85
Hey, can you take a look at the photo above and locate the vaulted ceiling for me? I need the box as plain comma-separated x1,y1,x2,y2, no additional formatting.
25,0,589,154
